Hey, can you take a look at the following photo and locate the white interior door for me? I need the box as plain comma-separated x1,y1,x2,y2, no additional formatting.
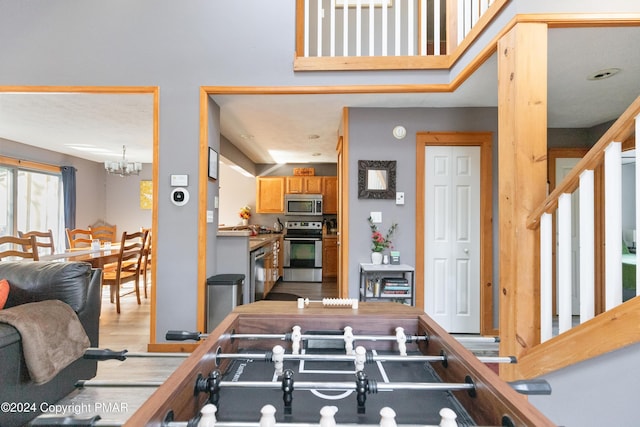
556,158,581,315
424,146,480,333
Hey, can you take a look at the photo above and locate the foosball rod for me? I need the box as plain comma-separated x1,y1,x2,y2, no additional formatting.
76,379,474,392
214,351,516,365
166,330,500,344
167,330,428,342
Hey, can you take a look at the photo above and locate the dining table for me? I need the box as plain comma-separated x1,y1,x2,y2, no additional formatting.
40,243,124,269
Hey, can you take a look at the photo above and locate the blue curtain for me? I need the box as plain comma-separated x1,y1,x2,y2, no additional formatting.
61,166,76,230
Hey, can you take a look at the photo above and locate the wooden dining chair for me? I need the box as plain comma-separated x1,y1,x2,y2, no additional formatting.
102,230,148,314
18,229,55,256
0,235,39,261
90,224,117,243
140,228,152,298
66,228,93,249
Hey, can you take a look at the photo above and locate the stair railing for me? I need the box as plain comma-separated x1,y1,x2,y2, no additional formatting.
527,94,640,343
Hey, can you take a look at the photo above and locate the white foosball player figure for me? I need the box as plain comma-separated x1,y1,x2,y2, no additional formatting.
439,407,458,427
197,403,217,427
319,405,338,427
354,345,366,371
259,404,277,427
291,325,302,355
343,326,354,355
272,345,285,376
395,326,407,356
379,407,397,427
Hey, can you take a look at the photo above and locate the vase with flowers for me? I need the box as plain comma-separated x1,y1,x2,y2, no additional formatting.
239,205,251,226
368,216,398,264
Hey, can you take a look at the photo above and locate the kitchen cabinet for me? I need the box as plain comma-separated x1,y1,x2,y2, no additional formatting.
322,176,338,214
322,235,338,278
359,263,415,306
256,177,285,213
286,176,323,194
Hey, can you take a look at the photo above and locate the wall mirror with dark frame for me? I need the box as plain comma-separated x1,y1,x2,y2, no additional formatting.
358,160,396,199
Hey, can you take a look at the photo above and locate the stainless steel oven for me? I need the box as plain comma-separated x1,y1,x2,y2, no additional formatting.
283,221,322,282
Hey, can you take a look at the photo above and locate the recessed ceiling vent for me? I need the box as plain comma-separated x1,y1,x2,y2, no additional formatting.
587,68,621,81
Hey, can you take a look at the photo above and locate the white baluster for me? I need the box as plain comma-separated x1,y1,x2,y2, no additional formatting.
304,0,310,57
558,193,572,334
579,169,595,322
540,212,553,342
605,142,623,309
317,0,323,56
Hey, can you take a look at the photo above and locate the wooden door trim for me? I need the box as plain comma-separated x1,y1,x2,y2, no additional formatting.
416,132,494,335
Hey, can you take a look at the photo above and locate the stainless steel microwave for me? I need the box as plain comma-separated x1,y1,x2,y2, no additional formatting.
284,194,323,216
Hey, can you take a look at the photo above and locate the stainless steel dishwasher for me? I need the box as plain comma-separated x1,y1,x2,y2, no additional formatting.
250,246,266,301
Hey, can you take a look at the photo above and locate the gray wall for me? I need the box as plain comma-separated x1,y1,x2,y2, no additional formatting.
529,341,640,427
346,108,499,323
104,166,153,235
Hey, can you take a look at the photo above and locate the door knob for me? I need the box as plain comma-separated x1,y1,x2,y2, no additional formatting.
464,248,469,254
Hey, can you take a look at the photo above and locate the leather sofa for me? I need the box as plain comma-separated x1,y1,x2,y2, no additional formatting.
0,261,101,427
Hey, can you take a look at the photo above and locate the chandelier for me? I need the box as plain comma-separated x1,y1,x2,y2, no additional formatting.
104,145,142,177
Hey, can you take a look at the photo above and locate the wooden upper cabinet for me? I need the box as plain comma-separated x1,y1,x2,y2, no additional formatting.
286,176,323,194
256,177,285,213
322,176,338,214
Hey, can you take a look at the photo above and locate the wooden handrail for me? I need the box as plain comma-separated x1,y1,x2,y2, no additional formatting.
515,296,640,379
527,94,640,229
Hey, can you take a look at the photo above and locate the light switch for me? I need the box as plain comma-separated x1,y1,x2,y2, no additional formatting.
396,192,405,205
370,212,382,223
206,210,214,223
214,196,219,209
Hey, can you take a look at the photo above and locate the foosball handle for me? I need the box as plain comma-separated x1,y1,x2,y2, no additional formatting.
29,415,102,426
508,379,552,395
84,348,128,361
166,330,203,341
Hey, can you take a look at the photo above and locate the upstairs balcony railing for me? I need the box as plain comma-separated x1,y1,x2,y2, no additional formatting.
295,0,508,70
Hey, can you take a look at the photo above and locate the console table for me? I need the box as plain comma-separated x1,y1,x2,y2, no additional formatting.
359,263,415,306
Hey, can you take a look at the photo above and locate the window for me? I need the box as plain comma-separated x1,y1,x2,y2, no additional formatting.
0,162,65,253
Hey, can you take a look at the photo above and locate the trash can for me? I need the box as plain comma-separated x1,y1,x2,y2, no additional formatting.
206,274,245,332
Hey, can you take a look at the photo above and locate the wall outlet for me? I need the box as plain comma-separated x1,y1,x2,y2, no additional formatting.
396,192,405,205
370,212,382,223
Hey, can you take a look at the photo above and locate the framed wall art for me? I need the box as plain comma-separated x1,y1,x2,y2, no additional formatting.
358,160,396,199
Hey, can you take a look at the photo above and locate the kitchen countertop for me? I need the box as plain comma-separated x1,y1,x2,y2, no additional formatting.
249,234,282,252
217,230,252,237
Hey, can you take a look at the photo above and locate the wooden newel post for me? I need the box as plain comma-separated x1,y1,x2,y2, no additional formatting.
497,22,548,380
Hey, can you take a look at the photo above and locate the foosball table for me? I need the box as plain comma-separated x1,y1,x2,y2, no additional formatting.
124,300,555,426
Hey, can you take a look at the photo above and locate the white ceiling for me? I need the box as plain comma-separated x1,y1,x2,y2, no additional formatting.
0,27,638,165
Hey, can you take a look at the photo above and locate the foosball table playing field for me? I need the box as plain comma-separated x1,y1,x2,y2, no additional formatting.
122,301,554,427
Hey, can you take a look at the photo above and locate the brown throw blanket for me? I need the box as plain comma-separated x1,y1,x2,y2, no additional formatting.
0,300,90,384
